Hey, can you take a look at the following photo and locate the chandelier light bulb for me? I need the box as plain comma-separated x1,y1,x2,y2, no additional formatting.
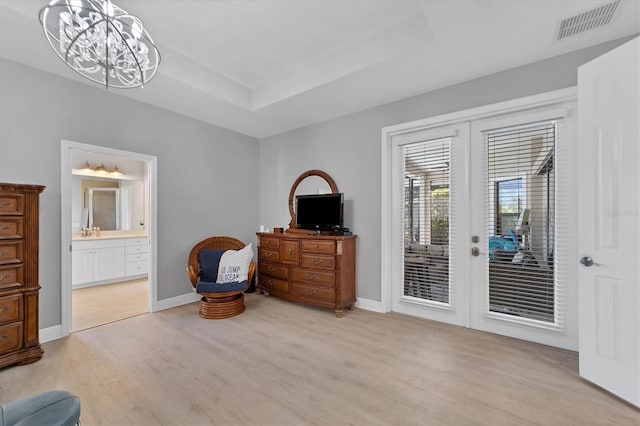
39,0,160,89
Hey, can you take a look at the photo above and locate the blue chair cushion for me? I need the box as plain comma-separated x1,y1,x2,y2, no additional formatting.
196,280,249,293
198,249,226,282
0,390,80,426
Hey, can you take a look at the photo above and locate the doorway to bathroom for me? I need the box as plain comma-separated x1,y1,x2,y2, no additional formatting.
61,140,157,335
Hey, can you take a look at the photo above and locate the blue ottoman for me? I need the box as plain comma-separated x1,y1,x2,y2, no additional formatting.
0,390,80,426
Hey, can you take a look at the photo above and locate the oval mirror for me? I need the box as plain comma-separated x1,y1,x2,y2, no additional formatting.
288,170,338,231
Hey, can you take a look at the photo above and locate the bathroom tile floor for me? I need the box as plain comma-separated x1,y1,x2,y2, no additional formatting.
72,278,148,332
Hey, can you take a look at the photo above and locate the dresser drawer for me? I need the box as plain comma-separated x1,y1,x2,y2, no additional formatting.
259,247,280,262
0,322,23,355
301,239,335,254
0,194,23,215
0,265,23,290
291,283,335,302
259,275,289,293
259,236,280,249
0,241,22,264
300,254,335,270
259,262,288,280
281,240,299,263
0,218,23,240
291,268,335,287
0,294,21,325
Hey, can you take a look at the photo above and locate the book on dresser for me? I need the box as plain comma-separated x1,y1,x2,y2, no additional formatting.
256,232,356,317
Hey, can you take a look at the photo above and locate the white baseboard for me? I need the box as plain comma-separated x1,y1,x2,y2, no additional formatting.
155,292,200,311
355,297,386,313
40,325,64,343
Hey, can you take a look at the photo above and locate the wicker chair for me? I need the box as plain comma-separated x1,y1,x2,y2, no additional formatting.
187,236,256,319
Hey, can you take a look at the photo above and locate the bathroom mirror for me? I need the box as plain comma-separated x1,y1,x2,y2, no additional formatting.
288,169,338,231
86,187,120,230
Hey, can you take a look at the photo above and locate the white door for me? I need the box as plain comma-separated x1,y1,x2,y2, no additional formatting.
577,37,639,407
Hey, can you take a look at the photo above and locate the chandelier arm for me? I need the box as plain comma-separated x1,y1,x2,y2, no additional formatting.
105,14,146,86
105,7,110,89
63,15,108,64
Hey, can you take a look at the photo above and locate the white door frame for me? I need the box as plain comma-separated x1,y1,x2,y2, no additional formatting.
381,87,577,333
60,140,158,337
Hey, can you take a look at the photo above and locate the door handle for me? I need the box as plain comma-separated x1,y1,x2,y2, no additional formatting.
580,256,599,267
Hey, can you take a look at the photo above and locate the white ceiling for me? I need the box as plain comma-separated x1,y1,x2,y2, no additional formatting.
0,0,638,138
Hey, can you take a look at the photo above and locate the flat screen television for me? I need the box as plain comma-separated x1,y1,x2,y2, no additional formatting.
295,193,344,231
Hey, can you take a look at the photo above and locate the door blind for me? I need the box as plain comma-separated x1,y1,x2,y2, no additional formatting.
485,121,556,323
402,137,451,304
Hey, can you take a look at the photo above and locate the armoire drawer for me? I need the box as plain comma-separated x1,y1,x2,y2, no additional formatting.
0,241,22,264
0,194,23,215
0,265,23,290
0,218,23,240
0,294,21,325
0,322,23,355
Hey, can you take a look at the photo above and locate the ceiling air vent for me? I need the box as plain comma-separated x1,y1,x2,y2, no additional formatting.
557,0,620,40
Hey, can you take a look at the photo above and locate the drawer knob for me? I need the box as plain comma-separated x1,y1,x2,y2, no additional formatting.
0,201,9,207
311,259,323,265
306,274,317,280
0,225,8,231
306,289,316,296
286,249,292,255
313,244,318,248
0,249,9,256
0,306,7,313
267,280,275,286
267,266,275,272
0,335,6,342
0,273,8,280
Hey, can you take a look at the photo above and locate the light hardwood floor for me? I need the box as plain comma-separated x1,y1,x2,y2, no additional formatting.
1,294,637,425
72,279,148,332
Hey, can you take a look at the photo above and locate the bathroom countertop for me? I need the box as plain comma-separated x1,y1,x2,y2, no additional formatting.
72,230,148,241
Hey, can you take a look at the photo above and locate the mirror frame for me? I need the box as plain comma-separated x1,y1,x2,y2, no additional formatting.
288,169,339,231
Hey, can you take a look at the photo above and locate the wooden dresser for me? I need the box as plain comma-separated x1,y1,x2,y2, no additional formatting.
0,183,45,368
256,232,356,317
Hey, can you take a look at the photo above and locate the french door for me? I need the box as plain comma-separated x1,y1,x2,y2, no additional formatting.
389,123,469,327
468,107,577,349
386,91,578,349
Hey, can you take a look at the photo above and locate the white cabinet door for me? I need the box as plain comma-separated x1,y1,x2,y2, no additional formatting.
93,247,125,282
71,249,92,286
578,36,639,407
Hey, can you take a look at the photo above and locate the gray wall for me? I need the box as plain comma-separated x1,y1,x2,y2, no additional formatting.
0,58,259,329
258,37,634,303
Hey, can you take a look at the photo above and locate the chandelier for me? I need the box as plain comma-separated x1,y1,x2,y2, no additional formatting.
39,0,160,89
